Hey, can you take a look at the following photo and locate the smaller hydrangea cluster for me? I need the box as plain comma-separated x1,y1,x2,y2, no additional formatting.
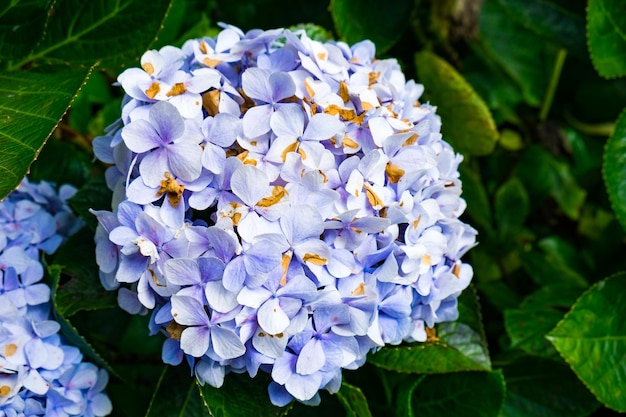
0,179,112,417
93,24,477,406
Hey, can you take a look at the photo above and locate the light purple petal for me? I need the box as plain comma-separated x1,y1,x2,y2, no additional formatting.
210,326,246,359
230,165,270,207
222,256,247,292
25,284,51,306
180,325,210,357
121,119,162,153
257,298,290,335
303,113,343,140
168,141,203,182
139,149,170,188
242,104,273,138
296,338,325,375
171,294,209,326
164,258,201,286
242,67,271,101
90,393,113,416
279,205,324,244
149,101,185,142
204,281,239,313
270,104,304,137
269,71,296,102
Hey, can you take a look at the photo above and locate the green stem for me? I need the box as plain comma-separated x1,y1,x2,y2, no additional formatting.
539,49,567,122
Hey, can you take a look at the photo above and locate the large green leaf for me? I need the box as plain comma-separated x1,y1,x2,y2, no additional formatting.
547,272,626,412
13,0,172,69
145,366,207,417
0,68,92,199
330,0,412,53
494,177,529,237
502,356,599,417
368,288,491,373
497,0,586,58
335,381,373,417
504,284,583,357
197,373,291,417
51,228,118,317
415,50,499,156
398,371,505,417
603,109,626,232
587,0,626,78
477,0,560,107
0,0,51,62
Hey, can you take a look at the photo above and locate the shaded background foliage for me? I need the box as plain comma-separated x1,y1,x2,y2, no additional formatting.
1,0,626,415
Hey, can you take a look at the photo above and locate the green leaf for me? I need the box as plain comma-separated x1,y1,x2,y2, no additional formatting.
28,138,92,188
0,67,92,199
369,288,491,373
459,164,493,232
603,109,626,232
415,50,499,156
330,0,412,53
547,272,626,412
502,356,600,417
494,177,529,237
15,0,172,69
335,381,373,417
497,0,587,58
400,371,505,417
476,0,560,107
504,284,584,358
68,176,113,231
587,0,626,78
51,228,118,317
145,365,207,417
197,372,291,417
49,264,117,376
521,249,588,288
515,145,586,219
0,0,51,62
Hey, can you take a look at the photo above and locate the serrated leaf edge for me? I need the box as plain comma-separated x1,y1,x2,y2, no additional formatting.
545,271,626,412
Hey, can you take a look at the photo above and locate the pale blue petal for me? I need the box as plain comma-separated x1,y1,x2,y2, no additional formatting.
242,104,273,138
241,67,271,101
204,281,239,313
171,294,209,326
279,205,324,244
270,104,304,137
230,164,270,207
258,298,290,335
149,101,185,142
168,141,203,182
269,71,296,102
210,325,245,359
303,113,343,141
180,325,210,357
222,256,247,292
164,258,201,286
285,371,322,401
295,338,325,375
121,120,162,153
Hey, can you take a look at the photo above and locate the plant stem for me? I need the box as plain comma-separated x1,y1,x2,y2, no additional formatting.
539,49,567,122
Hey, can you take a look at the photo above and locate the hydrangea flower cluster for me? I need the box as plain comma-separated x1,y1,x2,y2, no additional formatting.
92,24,477,406
0,179,112,417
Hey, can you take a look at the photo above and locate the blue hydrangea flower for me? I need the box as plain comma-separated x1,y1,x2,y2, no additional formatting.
94,23,477,407
0,180,112,417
